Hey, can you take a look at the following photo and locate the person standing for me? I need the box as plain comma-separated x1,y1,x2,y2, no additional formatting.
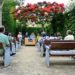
56,32,62,40
0,26,9,48
0,26,11,66
29,33,35,40
17,32,22,47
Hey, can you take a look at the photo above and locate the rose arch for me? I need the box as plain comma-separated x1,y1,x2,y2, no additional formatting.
11,1,65,34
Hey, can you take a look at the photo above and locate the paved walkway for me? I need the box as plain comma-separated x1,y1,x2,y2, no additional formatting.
0,46,75,75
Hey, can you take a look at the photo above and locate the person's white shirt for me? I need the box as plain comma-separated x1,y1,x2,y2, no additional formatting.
17,34,22,42
49,36,57,40
18,34,22,38
64,35,74,40
45,36,50,40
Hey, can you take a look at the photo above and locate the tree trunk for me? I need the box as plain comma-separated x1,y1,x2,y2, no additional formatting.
0,1,3,26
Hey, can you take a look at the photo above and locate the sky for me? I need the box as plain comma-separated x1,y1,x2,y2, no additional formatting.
24,0,70,6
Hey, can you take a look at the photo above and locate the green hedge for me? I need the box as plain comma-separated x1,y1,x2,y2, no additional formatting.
2,0,16,35
25,27,42,35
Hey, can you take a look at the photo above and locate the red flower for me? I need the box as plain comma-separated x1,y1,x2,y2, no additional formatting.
42,7,51,13
23,11,30,17
28,4,37,11
59,3,64,7
12,1,65,20
31,17,36,22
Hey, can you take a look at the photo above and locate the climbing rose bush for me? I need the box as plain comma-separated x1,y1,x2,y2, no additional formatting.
11,1,64,22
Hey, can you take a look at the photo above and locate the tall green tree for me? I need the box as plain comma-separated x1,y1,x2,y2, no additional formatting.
2,0,16,34
64,1,75,35
51,13,65,35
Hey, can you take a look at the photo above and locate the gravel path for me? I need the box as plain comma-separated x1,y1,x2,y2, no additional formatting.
0,46,75,75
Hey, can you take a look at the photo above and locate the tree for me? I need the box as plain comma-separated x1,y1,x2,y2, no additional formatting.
51,13,65,35
2,0,16,34
11,1,64,34
64,1,75,36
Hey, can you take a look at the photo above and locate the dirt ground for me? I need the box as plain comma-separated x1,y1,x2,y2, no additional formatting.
0,46,75,75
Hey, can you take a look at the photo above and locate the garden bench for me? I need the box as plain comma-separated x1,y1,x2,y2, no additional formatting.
0,43,11,67
41,39,59,56
45,40,75,66
0,43,4,56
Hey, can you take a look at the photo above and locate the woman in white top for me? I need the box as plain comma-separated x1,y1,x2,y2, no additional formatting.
17,32,22,42
64,30,74,40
